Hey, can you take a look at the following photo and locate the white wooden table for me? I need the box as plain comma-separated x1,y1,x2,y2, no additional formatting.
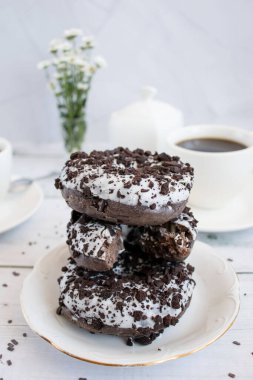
1,149,253,380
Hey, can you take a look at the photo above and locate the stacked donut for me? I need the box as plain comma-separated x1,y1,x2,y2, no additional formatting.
55,147,198,345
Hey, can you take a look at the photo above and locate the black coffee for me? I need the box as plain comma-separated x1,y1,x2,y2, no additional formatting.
177,138,247,153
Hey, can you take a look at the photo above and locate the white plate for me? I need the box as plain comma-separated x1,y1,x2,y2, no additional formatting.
20,241,239,367
191,176,253,233
0,180,43,234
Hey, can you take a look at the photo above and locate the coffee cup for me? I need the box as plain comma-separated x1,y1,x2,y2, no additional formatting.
0,138,12,200
166,125,253,209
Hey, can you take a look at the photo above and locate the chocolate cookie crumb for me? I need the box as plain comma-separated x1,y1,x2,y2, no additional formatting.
6,360,12,366
12,271,20,276
227,258,233,262
228,373,235,378
2,284,8,287
78,378,87,380
126,337,133,346
232,341,241,346
23,333,27,337
8,320,12,324
11,339,18,346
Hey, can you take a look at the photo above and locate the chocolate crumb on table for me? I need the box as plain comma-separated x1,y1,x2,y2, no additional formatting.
78,378,87,380
6,359,12,366
22,333,27,337
232,341,241,346
12,271,20,276
8,320,12,324
227,258,233,262
228,373,236,378
2,284,8,287
11,339,18,345
7,346,14,352
126,337,133,346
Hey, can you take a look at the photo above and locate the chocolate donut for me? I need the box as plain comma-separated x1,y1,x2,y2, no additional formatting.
57,249,195,345
55,148,194,226
67,211,123,271
126,207,198,262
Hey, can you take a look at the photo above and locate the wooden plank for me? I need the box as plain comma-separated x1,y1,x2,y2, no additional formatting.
0,325,252,380
0,268,253,379
0,198,69,267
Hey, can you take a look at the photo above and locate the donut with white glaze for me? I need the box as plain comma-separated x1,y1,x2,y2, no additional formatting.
57,249,195,345
55,148,194,226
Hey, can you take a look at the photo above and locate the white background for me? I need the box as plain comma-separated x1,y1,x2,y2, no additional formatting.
0,0,253,146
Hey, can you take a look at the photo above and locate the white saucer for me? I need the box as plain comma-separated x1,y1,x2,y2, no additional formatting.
191,176,253,233
0,180,43,234
20,241,239,367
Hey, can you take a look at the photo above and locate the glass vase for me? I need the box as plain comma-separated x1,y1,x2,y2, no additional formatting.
61,113,87,153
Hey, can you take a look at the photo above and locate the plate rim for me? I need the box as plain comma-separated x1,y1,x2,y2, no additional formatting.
20,241,240,367
0,179,43,234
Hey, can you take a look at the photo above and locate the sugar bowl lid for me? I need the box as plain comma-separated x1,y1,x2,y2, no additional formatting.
109,86,183,151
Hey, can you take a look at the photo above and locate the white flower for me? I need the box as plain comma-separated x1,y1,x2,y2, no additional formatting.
72,57,86,67
37,60,51,70
94,55,107,68
58,42,71,52
53,56,72,67
55,56,69,64
77,83,89,91
81,62,96,76
49,39,62,53
64,28,82,39
81,35,95,49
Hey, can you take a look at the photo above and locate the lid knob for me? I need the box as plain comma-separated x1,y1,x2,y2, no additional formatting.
141,86,157,100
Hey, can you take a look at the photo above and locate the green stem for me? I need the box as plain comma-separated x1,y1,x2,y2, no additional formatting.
61,112,86,153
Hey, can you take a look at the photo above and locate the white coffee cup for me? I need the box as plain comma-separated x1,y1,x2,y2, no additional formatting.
166,125,253,209
0,138,12,200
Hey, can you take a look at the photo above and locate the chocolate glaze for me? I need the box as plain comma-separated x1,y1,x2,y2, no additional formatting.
126,207,198,262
